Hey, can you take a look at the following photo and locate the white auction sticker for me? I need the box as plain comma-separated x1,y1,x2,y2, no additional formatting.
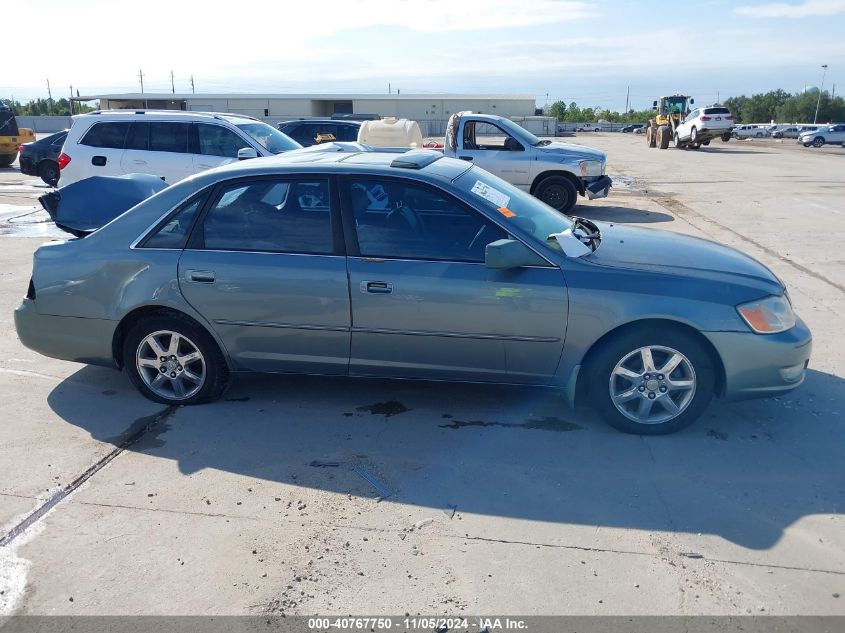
470,180,510,208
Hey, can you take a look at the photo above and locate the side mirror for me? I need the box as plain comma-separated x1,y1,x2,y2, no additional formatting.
485,239,547,269
503,137,524,151
652,100,658,107
690,98,695,104
237,147,258,161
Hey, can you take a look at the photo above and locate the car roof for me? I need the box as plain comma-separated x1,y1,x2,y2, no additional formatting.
71,110,260,124
280,118,361,125
185,148,470,185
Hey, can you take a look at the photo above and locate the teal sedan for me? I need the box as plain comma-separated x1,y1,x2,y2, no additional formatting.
15,149,811,434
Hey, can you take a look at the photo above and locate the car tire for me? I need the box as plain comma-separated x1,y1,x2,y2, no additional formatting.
657,125,671,149
690,126,698,143
755,132,763,138
813,137,825,148
586,326,716,435
673,132,682,148
38,161,60,186
721,132,731,142
534,176,578,214
123,313,229,406
702,140,710,146
0,153,16,168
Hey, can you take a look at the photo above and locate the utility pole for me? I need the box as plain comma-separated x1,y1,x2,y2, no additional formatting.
190,75,195,94
69,85,73,115
388,82,391,94
814,64,828,124
170,70,175,94
624,86,630,113
46,78,53,112
139,69,145,93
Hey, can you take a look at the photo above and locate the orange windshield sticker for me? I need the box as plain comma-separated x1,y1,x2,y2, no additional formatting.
497,207,516,218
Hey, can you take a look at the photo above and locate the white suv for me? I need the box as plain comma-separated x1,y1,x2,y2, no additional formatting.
673,106,733,147
58,110,301,186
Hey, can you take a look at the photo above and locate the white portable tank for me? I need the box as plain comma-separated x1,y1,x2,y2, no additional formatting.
357,117,424,148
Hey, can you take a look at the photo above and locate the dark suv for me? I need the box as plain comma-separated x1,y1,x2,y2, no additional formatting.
19,130,68,186
277,119,361,146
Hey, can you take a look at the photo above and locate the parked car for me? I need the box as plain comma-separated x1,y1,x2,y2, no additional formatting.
15,149,811,435
798,124,845,147
443,111,611,214
633,126,646,135
621,124,643,133
277,118,362,147
674,107,734,147
772,126,802,139
58,110,301,186
732,124,769,139
18,130,67,185
577,124,600,132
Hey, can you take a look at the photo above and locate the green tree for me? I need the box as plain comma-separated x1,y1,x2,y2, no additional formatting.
549,100,568,121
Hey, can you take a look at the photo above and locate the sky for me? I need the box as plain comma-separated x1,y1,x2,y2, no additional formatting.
3,0,844,111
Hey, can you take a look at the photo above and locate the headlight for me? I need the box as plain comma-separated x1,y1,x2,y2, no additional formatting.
737,295,796,334
579,160,602,177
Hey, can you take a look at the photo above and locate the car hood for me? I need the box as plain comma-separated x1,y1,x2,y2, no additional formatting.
536,142,606,161
583,223,783,295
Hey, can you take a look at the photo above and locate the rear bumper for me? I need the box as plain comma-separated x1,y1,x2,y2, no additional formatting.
703,318,812,401
14,298,117,367
19,156,36,175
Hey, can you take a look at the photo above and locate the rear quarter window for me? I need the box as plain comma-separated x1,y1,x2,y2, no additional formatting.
80,122,130,149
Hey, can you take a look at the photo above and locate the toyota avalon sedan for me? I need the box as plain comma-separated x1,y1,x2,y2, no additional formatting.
14,150,811,434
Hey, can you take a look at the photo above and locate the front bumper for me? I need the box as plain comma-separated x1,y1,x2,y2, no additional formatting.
703,317,812,401
584,175,612,200
15,298,117,367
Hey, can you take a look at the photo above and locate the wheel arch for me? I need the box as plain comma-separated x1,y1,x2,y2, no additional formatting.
574,318,726,405
112,305,230,370
530,170,584,196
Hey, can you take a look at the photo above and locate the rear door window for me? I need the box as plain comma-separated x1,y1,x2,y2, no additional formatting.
80,122,130,149
150,122,189,153
126,122,150,150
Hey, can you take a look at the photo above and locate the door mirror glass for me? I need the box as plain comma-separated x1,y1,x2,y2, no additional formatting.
485,239,547,269
504,137,524,152
237,147,258,160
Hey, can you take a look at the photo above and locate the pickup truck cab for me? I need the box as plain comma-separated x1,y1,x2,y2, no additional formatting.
443,112,611,213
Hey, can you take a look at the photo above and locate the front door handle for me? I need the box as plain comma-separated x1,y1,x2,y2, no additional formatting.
458,155,473,161
188,270,216,283
360,280,393,294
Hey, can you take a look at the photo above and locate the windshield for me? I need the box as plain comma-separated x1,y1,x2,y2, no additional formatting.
455,167,573,246
235,122,301,154
661,97,687,115
493,117,543,146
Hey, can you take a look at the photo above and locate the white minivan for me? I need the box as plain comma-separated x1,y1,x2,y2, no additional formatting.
58,110,301,186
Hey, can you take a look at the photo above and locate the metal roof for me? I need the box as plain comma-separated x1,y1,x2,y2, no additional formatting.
74,92,535,102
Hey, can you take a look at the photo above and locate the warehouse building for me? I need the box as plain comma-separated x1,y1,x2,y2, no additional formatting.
74,92,539,135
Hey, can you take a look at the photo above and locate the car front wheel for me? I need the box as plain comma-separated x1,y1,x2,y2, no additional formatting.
812,137,825,147
123,313,229,405
587,327,716,435
535,176,577,214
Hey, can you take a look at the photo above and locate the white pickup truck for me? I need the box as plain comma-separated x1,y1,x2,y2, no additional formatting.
442,112,611,214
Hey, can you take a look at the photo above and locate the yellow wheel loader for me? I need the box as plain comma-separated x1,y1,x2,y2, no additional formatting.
645,95,693,150
0,104,35,168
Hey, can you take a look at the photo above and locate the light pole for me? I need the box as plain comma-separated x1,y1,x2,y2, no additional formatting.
813,64,828,124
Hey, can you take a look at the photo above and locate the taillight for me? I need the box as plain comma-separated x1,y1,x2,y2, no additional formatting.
725,114,733,119
18,145,25,152
58,153,71,170
700,116,712,121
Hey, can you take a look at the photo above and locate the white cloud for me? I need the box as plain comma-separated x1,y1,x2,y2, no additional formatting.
734,0,845,18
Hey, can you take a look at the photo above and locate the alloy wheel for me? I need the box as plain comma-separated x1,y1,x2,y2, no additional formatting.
609,345,697,424
136,330,206,400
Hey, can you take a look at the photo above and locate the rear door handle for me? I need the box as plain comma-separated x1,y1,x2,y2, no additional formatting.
360,280,393,294
458,156,473,161
188,270,216,283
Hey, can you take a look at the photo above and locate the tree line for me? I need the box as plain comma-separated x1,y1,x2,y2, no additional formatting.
1,97,95,116
549,89,845,124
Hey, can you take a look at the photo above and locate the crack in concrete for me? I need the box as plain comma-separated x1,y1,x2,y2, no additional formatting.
0,406,176,548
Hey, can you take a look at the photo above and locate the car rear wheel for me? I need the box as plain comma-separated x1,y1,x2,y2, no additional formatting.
813,137,825,148
721,132,731,142
587,327,716,435
123,314,229,405
0,153,16,168
690,126,698,143
38,161,60,186
535,176,577,214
